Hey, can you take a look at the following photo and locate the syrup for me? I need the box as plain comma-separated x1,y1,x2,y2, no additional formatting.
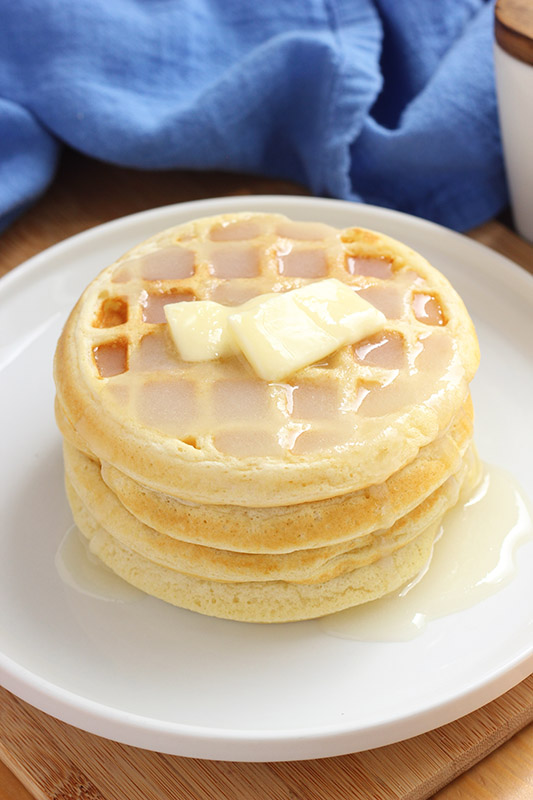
55,525,141,602
56,466,532,623
318,464,533,641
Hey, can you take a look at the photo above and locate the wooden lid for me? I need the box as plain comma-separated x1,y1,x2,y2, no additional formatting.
495,0,533,65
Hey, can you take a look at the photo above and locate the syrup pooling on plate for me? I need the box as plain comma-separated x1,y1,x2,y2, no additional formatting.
56,525,142,602
319,464,533,641
84,215,467,459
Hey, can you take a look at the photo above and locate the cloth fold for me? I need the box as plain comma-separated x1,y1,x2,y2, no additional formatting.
0,0,505,233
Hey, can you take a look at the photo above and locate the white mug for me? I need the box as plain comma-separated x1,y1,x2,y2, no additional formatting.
494,0,533,242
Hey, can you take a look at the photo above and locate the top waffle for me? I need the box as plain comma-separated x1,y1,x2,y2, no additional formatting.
54,212,479,506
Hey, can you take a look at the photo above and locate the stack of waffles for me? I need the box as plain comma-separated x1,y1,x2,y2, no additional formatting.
54,212,480,622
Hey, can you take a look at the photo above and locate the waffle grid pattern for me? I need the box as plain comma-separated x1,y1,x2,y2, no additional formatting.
79,214,450,456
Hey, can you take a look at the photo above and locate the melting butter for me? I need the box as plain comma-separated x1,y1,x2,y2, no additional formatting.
164,300,238,361
164,279,386,380
230,279,386,381
318,464,533,641
56,525,142,602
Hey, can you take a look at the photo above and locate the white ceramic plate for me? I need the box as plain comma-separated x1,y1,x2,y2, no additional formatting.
1,197,532,762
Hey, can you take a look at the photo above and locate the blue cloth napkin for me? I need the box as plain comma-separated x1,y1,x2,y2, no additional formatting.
0,0,505,233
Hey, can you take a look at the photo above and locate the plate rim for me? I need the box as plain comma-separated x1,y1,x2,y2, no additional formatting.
0,637,532,760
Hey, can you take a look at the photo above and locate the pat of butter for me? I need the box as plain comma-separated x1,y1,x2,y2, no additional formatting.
164,301,238,361
228,279,385,381
292,279,386,345
228,293,339,382
164,279,386,379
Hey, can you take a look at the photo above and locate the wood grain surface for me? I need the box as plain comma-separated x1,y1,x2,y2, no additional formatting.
1,150,532,800
0,680,532,800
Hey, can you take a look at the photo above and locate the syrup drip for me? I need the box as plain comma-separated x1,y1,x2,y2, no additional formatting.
318,464,533,641
56,466,532,626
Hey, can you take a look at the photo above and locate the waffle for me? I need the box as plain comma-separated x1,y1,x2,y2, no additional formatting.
54,211,480,622
64,440,477,585
65,477,442,623
54,213,479,507
94,398,473,553
65,446,480,622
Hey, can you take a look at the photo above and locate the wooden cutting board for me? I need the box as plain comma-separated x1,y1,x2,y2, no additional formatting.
1,155,533,800
0,678,532,800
